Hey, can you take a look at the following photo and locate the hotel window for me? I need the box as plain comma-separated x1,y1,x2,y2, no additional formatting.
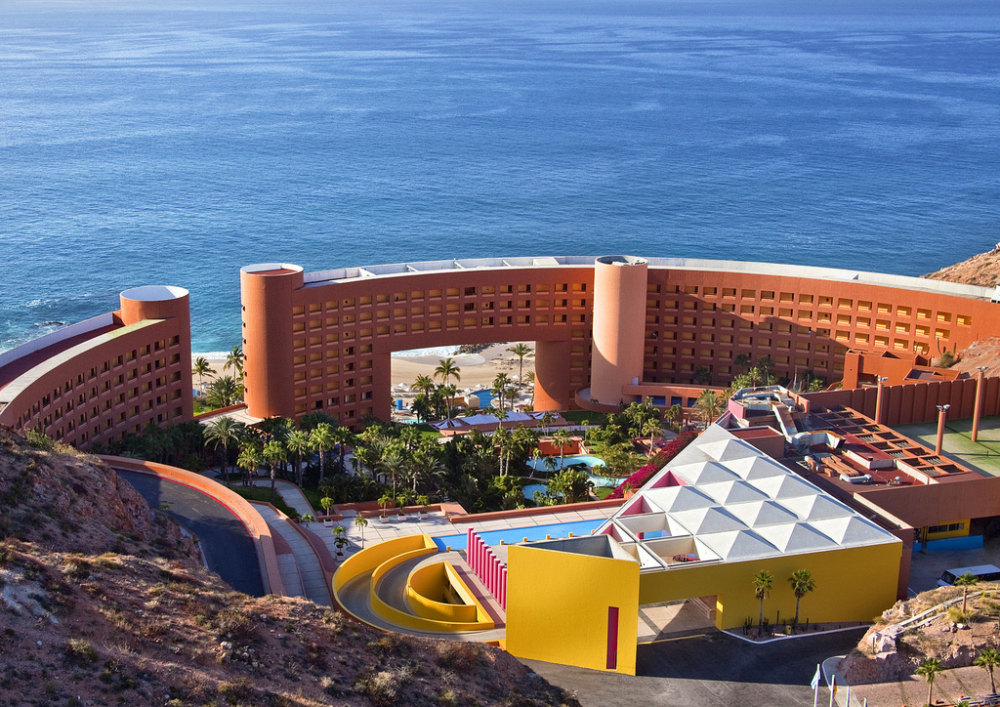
798,294,814,305
722,288,736,297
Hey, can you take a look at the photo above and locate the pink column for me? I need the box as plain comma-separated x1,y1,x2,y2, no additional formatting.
500,566,508,609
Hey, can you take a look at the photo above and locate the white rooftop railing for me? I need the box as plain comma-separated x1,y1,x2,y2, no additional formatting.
295,255,996,301
0,313,115,369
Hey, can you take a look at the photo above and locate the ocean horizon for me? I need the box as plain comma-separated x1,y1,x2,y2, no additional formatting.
3,0,999,354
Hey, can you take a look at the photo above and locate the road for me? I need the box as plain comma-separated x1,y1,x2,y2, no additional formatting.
525,627,865,707
116,469,265,597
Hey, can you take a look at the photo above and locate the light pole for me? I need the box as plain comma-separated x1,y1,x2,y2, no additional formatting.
935,404,951,456
875,376,888,424
972,365,989,443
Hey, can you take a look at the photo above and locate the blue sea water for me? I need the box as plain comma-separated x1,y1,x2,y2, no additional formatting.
2,0,1000,353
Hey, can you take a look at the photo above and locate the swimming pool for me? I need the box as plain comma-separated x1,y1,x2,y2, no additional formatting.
470,389,494,408
431,518,604,551
528,454,606,472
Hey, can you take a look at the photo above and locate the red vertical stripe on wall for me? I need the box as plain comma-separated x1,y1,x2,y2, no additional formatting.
606,606,619,670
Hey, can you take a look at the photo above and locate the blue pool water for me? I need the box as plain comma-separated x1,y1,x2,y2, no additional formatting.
470,389,494,408
522,483,549,500
529,454,606,472
432,518,604,551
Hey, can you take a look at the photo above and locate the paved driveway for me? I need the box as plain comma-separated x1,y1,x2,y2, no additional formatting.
524,628,865,707
116,469,265,596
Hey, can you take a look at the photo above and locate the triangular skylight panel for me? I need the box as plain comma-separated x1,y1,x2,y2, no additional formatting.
726,500,801,528
755,522,838,553
671,506,747,535
642,485,716,513
727,456,789,481
670,460,741,485
701,438,760,462
698,479,770,505
697,529,780,561
809,516,892,545
751,474,818,500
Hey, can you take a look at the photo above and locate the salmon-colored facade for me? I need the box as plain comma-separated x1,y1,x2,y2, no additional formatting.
0,286,193,449
239,256,1000,426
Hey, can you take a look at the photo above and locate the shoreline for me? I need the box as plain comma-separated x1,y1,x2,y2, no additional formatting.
191,342,535,395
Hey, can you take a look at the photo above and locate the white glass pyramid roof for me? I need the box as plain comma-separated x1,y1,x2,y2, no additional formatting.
606,424,899,565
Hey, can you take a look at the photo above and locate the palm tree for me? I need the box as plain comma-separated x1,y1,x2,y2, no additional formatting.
492,372,513,412
734,353,751,373
412,374,435,398
915,657,942,707
205,375,244,408
551,428,572,470
378,492,394,520
540,411,555,435
434,357,461,388
549,468,594,504
354,515,369,547
262,439,286,502
203,416,244,484
331,426,354,474
976,647,1000,695
954,571,978,614
225,345,244,378
380,447,407,500
285,428,312,488
441,383,458,419
788,569,816,627
236,443,262,488
752,570,773,634
192,355,216,381
310,422,336,484
695,389,722,426
641,418,661,456
508,343,531,383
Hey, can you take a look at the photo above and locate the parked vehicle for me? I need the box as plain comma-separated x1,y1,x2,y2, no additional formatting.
937,564,1000,586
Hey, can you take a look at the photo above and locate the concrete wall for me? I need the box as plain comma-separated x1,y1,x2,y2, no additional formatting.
506,543,640,675
806,377,1000,427
638,541,902,630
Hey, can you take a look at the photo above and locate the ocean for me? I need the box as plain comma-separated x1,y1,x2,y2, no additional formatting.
2,0,999,354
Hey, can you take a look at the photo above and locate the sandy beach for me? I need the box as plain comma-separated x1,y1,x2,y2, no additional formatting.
191,342,535,398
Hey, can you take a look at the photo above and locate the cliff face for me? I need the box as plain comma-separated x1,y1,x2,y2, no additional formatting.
924,244,1000,288
0,429,576,707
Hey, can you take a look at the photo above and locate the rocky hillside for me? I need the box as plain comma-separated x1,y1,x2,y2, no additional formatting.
924,243,1000,288
840,583,1000,685
0,429,577,707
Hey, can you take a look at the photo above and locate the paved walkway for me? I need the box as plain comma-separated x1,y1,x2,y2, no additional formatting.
251,478,316,518
253,503,332,606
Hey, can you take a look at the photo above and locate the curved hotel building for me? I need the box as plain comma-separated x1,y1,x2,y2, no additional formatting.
238,255,1000,426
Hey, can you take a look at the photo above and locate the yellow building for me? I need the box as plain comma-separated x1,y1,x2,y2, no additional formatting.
504,424,902,675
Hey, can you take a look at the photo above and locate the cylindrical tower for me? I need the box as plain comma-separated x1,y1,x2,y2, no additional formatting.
534,339,572,411
589,256,648,405
119,285,190,326
240,264,304,419
119,285,193,420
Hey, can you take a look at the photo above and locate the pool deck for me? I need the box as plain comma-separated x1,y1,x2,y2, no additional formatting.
328,505,619,557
